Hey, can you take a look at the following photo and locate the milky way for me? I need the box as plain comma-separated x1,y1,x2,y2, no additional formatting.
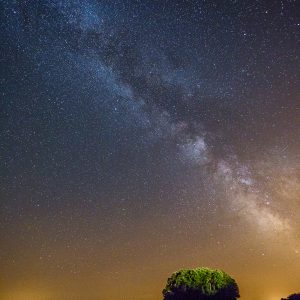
1,1,300,300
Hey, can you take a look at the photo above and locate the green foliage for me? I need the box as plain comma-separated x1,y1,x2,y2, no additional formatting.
163,267,239,299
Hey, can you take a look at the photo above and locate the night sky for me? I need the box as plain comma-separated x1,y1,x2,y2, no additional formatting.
1,1,300,300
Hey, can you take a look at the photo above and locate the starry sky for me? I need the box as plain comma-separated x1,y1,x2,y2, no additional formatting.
1,1,300,300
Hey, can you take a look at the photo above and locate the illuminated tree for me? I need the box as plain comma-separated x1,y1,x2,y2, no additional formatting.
163,267,240,300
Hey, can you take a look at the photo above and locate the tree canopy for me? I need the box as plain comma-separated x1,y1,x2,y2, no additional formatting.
163,267,240,300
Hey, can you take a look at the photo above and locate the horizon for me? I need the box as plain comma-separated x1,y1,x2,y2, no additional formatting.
1,1,299,300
